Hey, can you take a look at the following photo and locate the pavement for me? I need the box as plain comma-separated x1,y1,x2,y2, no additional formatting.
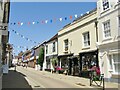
2,67,32,90
2,66,120,90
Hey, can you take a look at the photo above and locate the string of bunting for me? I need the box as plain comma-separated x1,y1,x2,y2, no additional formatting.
10,29,38,44
9,14,82,26
12,44,28,49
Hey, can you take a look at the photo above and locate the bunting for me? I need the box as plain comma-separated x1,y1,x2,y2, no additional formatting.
10,28,38,44
8,13,84,26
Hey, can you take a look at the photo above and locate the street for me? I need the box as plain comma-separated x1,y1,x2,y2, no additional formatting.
16,66,86,88
2,66,119,90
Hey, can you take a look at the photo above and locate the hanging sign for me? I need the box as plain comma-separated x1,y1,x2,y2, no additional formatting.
0,23,8,31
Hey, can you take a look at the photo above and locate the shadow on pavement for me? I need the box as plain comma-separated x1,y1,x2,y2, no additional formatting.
2,69,32,90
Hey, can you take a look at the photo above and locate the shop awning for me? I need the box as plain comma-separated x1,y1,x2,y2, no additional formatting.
58,53,73,58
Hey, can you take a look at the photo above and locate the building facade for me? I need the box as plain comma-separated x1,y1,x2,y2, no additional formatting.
58,9,98,77
97,0,120,83
0,0,10,89
43,34,58,71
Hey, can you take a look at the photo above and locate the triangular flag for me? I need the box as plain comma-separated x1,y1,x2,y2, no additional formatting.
21,22,23,25
74,14,78,18
14,23,16,25
37,21,39,24
59,18,62,21
70,16,72,19
32,22,35,24
65,17,67,20
28,39,30,41
18,22,20,25
50,20,52,23
28,22,30,25
41,21,44,24
16,33,19,35
45,20,48,24
86,11,89,14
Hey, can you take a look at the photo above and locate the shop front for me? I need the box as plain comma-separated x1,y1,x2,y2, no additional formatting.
58,53,73,74
79,50,98,78
68,56,79,76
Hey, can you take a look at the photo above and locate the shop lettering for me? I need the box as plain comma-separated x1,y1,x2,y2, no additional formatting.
0,25,7,30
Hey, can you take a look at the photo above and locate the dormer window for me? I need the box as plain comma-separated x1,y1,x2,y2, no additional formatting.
102,0,109,11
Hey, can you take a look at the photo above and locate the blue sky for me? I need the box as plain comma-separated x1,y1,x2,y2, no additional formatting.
9,2,97,55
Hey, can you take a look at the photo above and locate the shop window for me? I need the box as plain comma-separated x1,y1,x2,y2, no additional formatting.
109,53,120,74
113,54,120,74
109,55,113,70
81,54,98,71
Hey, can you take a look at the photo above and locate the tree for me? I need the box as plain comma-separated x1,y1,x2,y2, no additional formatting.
38,48,44,70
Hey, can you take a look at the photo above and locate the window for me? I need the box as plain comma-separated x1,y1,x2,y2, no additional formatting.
109,53,120,74
103,20,111,38
83,32,90,47
109,55,113,70
102,0,109,11
113,54,120,73
52,42,55,52
46,45,48,54
118,17,120,29
64,39,68,51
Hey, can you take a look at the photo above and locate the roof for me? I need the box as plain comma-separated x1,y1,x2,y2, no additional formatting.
45,34,58,43
61,8,97,30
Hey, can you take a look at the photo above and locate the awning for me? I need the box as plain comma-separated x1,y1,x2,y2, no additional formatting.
79,49,98,55
58,53,73,58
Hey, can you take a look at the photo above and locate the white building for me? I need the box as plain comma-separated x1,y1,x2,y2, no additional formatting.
97,0,120,83
43,34,58,71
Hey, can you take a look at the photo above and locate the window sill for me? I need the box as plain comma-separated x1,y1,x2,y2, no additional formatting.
102,37,112,42
63,50,68,53
100,8,110,15
82,46,90,50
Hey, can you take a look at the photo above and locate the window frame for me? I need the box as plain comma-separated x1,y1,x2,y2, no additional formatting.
46,45,48,54
64,39,68,52
52,42,56,52
82,32,90,47
109,53,120,74
103,20,111,39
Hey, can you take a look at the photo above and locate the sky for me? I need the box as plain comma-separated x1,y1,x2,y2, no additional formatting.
8,2,97,55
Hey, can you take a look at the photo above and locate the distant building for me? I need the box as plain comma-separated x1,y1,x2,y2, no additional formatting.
97,0,120,83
